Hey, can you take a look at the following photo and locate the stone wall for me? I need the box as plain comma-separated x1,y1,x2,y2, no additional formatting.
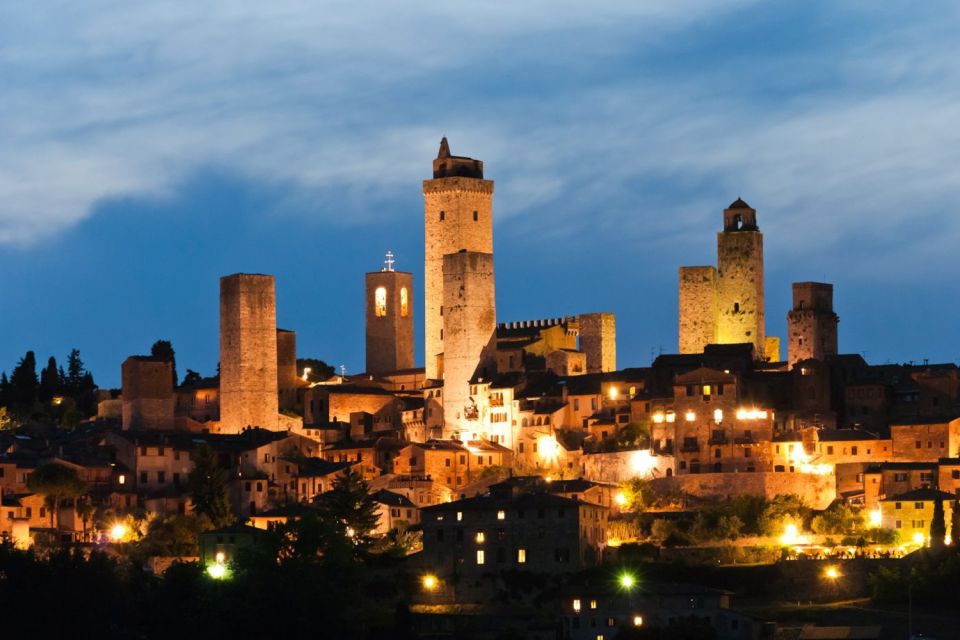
423,162,494,380
121,356,174,430
442,250,496,438
650,470,836,509
678,266,718,354
581,449,675,483
219,273,279,432
579,312,616,373
787,282,839,367
365,270,415,374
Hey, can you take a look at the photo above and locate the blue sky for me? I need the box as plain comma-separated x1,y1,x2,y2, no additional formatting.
1,1,959,387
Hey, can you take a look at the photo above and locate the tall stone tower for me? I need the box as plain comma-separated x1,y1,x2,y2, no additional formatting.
442,250,497,439
121,356,175,430
366,252,415,375
423,138,494,380
220,273,280,432
579,312,617,373
716,198,765,355
276,328,298,412
787,282,839,367
678,198,768,359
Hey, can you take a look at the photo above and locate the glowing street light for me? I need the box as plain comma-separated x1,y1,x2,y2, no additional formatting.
868,508,882,528
614,492,628,507
109,522,128,542
780,523,800,546
912,532,925,546
629,449,656,476
207,563,227,579
422,574,438,591
823,565,841,581
618,572,636,591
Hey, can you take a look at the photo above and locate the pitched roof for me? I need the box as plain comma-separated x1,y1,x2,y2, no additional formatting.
881,488,956,502
371,489,415,508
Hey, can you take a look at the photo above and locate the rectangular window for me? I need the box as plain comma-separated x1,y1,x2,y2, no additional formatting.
140,471,148,484
476,550,485,565
517,548,526,563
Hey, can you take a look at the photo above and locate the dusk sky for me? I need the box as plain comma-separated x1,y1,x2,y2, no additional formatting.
2,1,959,387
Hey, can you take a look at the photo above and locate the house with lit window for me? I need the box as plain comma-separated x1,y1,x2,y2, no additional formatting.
879,487,955,546
420,482,608,578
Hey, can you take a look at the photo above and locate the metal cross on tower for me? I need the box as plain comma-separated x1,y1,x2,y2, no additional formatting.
384,250,395,272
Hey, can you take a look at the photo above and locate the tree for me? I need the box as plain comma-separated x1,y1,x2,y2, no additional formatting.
26,463,88,530
150,340,178,388
187,446,234,528
75,498,96,541
931,498,947,551
316,468,379,553
38,356,61,403
181,369,202,387
297,358,336,383
63,349,97,416
9,351,39,416
140,514,211,558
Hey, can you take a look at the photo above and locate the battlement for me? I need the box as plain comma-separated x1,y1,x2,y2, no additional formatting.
497,316,578,335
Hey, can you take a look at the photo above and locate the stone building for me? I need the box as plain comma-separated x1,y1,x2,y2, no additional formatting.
219,273,280,432
679,199,774,360
121,356,175,430
442,250,497,438
276,328,298,412
579,312,617,374
423,138,494,381
365,255,415,375
787,282,839,367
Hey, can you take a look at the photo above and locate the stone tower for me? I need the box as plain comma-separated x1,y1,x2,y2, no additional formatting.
716,198,765,355
276,328,298,412
121,356,175,430
678,198,768,358
366,253,415,375
579,312,617,373
220,273,280,432
787,282,839,367
442,250,497,439
423,138,494,380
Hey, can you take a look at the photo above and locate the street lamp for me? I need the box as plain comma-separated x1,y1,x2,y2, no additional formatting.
422,574,438,592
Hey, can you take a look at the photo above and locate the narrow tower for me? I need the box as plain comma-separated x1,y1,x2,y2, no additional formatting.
716,198,765,357
787,282,839,367
276,328,298,412
442,250,497,439
366,251,415,375
220,273,280,432
579,312,617,373
423,138,494,380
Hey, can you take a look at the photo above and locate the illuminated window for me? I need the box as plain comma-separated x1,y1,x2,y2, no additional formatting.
375,287,387,317
573,599,581,612
400,287,409,317
476,550,485,565
497,510,505,520
590,599,597,609
476,531,485,543
633,615,643,627
517,548,526,563
456,511,463,521
118,474,126,485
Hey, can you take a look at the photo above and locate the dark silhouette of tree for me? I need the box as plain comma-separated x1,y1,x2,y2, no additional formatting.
187,446,234,528
38,356,61,403
181,369,202,386
316,467,379,553
9,351,39,417
931,497,947,551
297,358,335,382
150,340,178,388
26,463,88,530
952,500,960,554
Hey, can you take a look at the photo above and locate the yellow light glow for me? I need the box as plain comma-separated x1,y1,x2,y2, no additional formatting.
109,523,128,542
345,527,356,538
736,408,748,420
947,534,953,545
633,615,643,627
713,409,723,424
573,598,581,612
736,408,769,420
207,563,227,579
652,412,665,424
666,412,676,423
780,523,800,546
868,508,882,528
301,367,312,382
619,572,636,590
913,532,925,546
537,435,560,462
824,566,840,580
609,387,619,400
497,510,505,520
545,476,553,483
684,411,696,422
476,531,485,543
614,492,628,507
629,450,656,477
422,574,438,591
215,551,226,564
118,474,125,485
52,396,64,406
607,538,622,548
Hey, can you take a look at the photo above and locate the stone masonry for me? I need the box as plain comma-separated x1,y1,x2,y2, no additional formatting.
423,138,494,380
121,356,175,430
787,282,839,367
579,312,617,373
220,273,280,432
678,266,718,354
365,267,415,375
277,328,298,412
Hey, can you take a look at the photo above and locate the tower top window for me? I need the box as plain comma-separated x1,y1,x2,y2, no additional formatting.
375,286,387,317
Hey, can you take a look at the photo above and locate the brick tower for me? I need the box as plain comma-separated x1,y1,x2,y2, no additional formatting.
442,250,497,439
423,138,494,380
579,312,617,373
679,198,768,359
220,273,279,432
787,282,839,367
366,251,415,375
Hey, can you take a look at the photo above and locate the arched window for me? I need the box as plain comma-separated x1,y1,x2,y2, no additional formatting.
375,287,387,317
400,287,409,317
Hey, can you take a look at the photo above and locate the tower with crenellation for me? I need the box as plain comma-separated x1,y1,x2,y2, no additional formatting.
787,282,839,367
423,138,494,380
679,198,774,360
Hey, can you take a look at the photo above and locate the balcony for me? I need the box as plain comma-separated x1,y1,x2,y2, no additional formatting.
653,442,674,455
708,435,729,445
680,441,700,453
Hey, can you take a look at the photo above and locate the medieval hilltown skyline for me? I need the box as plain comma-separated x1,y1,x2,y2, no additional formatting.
2,3,960,639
